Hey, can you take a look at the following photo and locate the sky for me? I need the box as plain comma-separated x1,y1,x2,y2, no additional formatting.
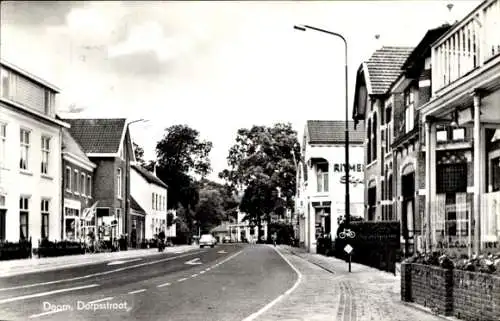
0,0,481,182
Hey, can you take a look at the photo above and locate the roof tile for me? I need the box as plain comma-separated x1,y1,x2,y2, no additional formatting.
366,46,414,94
61,118,126,154
306,120,365,144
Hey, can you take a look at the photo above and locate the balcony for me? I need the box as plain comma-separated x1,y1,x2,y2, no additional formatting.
431,0,500,95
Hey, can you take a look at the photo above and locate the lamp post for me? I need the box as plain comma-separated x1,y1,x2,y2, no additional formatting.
293,24,350,227
126,118,149,247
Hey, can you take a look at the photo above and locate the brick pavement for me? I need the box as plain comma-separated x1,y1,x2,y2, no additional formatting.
255,245,445,321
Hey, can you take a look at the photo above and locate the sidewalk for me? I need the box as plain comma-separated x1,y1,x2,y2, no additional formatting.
0,245,198,277
256,245,445,321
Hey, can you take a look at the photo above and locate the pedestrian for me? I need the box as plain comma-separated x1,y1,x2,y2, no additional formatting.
271,233,277,247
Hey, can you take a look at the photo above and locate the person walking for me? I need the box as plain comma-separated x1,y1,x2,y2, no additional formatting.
271,232,277,247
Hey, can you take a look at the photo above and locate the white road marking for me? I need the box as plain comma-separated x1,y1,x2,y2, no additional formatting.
205,268,211,271
0,250,205,292
191,274,198,277
0,284,99,305
157,282,171,288
241,246,303,321
178,278,188,282
217,250,227,254
185,258,202,265
199,271,206,274
29,310,63,319
128,289,146,294
107,258,142,266
88,297,113,304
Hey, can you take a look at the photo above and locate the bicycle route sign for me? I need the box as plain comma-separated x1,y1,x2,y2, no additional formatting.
344,244,353,254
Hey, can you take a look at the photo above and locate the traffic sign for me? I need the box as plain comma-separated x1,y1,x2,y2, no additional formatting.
344,244,353,254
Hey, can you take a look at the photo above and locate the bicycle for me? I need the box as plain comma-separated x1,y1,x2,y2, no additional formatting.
339,228,356,239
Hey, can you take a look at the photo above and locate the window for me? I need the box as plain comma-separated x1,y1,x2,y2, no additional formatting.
437,164,467,193
367,119,372,164
492,156,500,192
316,163,329,193
87,175,92,197
65,167,71,191
41,136,50,175
19,196,29,240
372,113,378,161
41,199,49,239
44,91,55,115
0,195,6,241
152,193,155,210
0,68,11,99
0,123,6,167
117,168,122,198
155,193,159,210
80,173,86,196
19,129,30,170
404,89,415,133
73,169,79,193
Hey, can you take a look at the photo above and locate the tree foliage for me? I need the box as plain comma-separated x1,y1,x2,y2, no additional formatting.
150,125,212,240
133,142,146,166
220,123,300,241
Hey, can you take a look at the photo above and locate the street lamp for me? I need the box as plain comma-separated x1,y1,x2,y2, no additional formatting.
125,118,149,246
293,24,350,228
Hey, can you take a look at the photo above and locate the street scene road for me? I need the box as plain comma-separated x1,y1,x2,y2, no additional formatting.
0,245,297,321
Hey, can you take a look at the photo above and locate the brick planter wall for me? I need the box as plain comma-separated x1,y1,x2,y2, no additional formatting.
401,263,453,316
453,270,500,321
401,263,500,321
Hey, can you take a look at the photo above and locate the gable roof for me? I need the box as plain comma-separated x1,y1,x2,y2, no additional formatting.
401,25,451,74
61,128,95,166
61,118,127,154
365,46,414,95
130,196,146,214
306,120,365,145
132,164,168,189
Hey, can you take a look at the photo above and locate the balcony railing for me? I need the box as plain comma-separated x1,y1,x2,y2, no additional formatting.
432,0,500,94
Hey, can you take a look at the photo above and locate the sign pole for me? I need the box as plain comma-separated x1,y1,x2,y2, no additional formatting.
349,252,352,272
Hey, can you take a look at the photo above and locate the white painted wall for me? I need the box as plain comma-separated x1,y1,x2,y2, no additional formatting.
299,143,365,252
0,103,63,244
130,167,168,240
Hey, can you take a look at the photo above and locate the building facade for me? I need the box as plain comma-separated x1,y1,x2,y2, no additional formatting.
352,46,414,223
62,118,135,245
61,127,96,242
131,164,169,240
296,120,365,253
351,0,500,256
419,0,500,254
0,60,68,244
228,210,268,243
129,196,146,247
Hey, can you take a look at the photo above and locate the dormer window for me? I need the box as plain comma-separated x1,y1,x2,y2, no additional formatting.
404,88,415,133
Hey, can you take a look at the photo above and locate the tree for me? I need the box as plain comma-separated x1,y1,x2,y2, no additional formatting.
133,142,146,166
153,124,212,210
220,123,301,242
194,186,224,233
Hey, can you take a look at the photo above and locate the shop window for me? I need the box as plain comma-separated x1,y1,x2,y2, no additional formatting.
437,164,467,193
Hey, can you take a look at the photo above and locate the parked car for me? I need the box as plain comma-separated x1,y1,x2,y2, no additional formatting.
199,234,216,248
223,236,231,243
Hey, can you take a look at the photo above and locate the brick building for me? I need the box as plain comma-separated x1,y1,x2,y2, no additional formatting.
61,127,96,241
352,47,414,222
61,118,135,245
390,25,453,256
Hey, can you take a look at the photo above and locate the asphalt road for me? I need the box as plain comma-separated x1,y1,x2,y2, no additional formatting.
0,244,297,321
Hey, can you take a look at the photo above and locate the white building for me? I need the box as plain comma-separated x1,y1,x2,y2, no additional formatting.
0,60,69,244
296,120,365,253
130,164,174,240
228,210,268,243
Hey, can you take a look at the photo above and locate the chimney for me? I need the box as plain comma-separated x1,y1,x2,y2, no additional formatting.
153,162,157,176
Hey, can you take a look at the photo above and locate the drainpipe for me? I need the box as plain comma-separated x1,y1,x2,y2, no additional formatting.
125,132,130,247
60,129,64,242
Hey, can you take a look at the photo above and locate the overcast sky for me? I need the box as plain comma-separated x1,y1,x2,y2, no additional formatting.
0,0,480,181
